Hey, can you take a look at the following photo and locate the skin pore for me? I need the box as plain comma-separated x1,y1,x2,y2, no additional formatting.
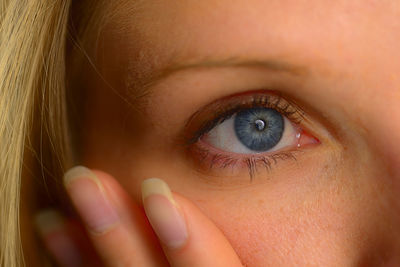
58,0,400,266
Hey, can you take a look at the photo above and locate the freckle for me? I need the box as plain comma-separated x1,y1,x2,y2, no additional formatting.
258,199,264,206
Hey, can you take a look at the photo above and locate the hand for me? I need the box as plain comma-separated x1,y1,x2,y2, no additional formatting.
35,166,243,267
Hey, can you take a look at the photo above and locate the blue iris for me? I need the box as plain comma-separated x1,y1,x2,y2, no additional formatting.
234,107,284,152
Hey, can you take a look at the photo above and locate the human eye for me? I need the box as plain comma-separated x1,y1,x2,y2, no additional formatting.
183,91,320,179
205,107,295,154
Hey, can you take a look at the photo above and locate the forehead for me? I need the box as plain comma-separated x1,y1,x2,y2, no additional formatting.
109,0,399,61
101,0,400,107
102,0,400,99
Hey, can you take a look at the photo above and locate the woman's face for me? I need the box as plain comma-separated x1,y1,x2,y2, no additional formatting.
80,0,400,265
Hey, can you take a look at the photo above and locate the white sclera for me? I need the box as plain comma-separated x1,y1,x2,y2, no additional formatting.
203,115,297,154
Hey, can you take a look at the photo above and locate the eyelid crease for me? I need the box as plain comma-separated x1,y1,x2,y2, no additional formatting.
126,57,309,103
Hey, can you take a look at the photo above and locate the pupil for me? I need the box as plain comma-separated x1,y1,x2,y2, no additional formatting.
254,119,266,131
234,107,284,152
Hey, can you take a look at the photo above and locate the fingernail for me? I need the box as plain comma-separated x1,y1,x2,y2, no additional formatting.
142,178,188,249
63,166,119,234
35,210,82,267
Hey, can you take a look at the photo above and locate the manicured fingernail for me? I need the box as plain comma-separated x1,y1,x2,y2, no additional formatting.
35,210,82,267
63,166,119,234
142,178,188,249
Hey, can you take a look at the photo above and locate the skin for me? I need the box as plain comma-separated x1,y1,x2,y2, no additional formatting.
33,0,400,266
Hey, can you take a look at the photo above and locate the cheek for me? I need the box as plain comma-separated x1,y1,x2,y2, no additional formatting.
187,165,397,266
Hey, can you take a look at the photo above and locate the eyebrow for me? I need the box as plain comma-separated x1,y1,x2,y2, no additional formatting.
125,57,309,106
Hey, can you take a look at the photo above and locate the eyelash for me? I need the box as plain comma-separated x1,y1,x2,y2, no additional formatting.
190,145,300,180
184,92,308,180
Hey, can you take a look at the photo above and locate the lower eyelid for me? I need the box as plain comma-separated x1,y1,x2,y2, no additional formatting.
187,138,301,178
186,125,320,180
186,144,304,181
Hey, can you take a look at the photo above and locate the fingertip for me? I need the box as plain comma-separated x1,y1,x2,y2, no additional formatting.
141,178,176,205
62,167,120,235
64,166,98,187
35,209,83,267
141,178,188,250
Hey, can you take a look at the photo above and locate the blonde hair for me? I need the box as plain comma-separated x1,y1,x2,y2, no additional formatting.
0,0,115,265
0,0,73,265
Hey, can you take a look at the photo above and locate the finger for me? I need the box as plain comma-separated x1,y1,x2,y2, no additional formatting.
63,166,168,267
35,209,102,267
142,178,243,267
